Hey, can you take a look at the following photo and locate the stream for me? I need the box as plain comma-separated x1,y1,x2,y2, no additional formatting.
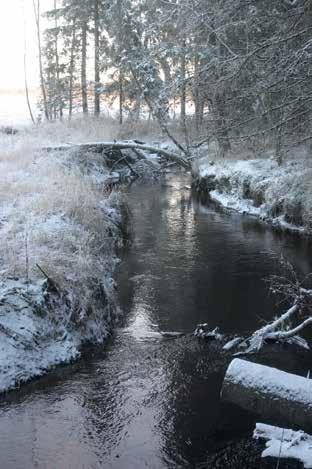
1,173,312,468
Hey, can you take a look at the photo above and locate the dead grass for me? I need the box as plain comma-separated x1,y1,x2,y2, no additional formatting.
0,124,123,316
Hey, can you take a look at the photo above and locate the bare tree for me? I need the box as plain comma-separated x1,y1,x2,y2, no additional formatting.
81,18,88,115
33,0,49,120
68,19,77,119
94,0,100,116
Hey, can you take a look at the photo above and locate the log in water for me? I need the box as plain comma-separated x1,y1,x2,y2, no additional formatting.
221,358,312,432
0,174,312,468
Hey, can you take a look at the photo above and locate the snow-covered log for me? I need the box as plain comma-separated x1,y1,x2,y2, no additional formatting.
42,140,191,169
254,423,312,468
221,359,312,432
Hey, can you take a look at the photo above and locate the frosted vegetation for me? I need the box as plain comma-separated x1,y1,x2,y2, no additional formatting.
1,0,312,465
0,119,130,391
3,0,310,465
192,153,312,234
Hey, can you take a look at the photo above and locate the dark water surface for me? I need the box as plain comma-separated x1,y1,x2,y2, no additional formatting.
0,174,312,468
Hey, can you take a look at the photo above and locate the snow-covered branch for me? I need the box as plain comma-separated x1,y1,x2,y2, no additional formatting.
266,317,312,341
234,263,312,354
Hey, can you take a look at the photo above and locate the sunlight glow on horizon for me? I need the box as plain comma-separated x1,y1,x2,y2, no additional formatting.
0,0,53,91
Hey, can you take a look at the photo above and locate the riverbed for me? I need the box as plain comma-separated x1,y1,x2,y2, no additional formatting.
0,173,311,468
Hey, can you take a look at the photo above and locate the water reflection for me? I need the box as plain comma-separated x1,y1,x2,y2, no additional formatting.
0,173,311,468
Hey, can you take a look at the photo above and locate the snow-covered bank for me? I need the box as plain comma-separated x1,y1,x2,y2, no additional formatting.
192,157,312,235
0,127,127,392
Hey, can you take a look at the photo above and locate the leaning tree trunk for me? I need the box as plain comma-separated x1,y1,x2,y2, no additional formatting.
221,358,312,433
129,65,189,158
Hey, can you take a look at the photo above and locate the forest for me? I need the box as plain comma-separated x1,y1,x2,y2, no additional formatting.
33,0,312,162
1,0,312,467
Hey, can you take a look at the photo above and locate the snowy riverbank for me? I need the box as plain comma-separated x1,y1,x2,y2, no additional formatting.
192,157,312,235
0,126,128,392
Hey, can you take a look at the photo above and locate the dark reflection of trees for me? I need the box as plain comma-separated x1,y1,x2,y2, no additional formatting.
2,176,312,468
118,178,312,466
154,336,254,467
156,336,312,467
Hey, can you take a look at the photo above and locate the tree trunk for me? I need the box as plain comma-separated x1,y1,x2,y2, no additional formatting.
24,37,35,124
180,38,187,130
214,92,231,157
117,0,124,124
81,21,88,115
180,36,190,150
33,0,49,120
221,359,312,433
119,70,123,124
68,21,76,120
194,54,203,133
159,58,171,89
94,0,100,116
54,0,62,120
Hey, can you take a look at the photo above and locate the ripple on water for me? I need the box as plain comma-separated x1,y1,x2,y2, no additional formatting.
0,173,311,468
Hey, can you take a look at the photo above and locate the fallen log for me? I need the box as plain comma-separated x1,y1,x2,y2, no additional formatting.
42,140,191,169
221,358,312,433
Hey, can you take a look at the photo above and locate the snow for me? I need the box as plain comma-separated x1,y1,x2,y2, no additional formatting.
192,157,312,234
194,324,223,340
225,358,312,406
254,423,312,468
0,124,125,392
210,189,261,216
222,337,244,351
0,278,79,392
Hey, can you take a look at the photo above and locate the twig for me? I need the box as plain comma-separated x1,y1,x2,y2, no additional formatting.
36,264,59,292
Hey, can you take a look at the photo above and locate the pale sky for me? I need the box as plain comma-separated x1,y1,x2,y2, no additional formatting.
0,0,53,91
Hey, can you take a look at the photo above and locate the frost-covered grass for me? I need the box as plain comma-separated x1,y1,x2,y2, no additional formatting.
13,114,177,147
0,122,127,392
192,156,312,234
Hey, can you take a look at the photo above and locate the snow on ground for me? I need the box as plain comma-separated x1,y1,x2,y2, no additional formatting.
254,423,312,468
0,279,80,392
192,156,312,234
0,123,126,392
